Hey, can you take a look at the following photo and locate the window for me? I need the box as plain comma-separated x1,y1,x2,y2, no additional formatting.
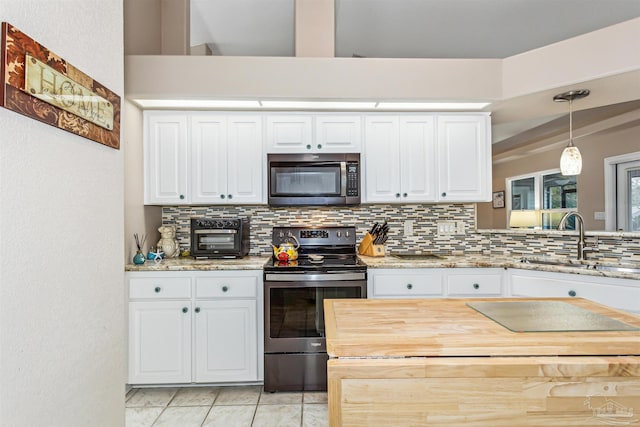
506,169,577,229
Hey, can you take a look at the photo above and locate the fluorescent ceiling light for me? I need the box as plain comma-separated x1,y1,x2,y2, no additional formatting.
260,101,377,109
132,99,490,110
376,102,490,110
134,99,261,108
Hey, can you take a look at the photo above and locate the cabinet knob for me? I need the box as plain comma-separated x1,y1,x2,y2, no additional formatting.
568,290,577,297
195,307,201,313
317,144,322,149
222,285,229,292
395,193,401,198
179,194,185,200
228,194,233,199
154,286,161,293
406,283,413,290
441,192,447,197
473,283,480,290
182,307,189,313
220,194,226,199
403,193,408,198
306,144,312,150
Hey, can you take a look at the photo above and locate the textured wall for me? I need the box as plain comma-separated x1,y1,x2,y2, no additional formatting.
0,2,125,426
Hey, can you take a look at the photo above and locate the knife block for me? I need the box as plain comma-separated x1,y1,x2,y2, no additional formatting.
358,233,385,257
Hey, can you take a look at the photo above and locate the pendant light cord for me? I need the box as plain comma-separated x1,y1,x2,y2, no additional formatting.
568,98,574,147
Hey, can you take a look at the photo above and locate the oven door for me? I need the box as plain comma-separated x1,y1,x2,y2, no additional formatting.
191,229,239,257
264,272,366,353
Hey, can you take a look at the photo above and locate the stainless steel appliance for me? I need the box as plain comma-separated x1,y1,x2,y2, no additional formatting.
267,153,361,206
190,217,250,259
263,226,367,392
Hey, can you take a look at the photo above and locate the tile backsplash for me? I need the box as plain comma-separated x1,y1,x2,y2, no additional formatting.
162,204,483,256
162,204,640,264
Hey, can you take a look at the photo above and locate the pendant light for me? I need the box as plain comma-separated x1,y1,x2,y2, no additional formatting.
553,89,589,176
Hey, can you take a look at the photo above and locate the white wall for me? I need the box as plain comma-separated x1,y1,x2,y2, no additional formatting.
0,2,125,426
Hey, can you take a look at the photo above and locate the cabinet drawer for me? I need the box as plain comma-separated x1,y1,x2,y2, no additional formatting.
196,276,258,298
129,277,192,299
373,274,443,297
447,274,503,296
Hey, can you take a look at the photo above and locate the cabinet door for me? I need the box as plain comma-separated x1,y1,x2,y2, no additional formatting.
437,115,491,202
364,116,401,203
191,114,228,204
145,113,189,204
315,115,362,152
369,269,444,298
400,116,437,202
509,269,640,314
194,299,258,382
265,115,313,152
227,116,263,204
128,301,191,384
445,268,504,297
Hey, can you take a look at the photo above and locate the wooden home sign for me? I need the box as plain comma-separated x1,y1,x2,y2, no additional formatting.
0,22,121,149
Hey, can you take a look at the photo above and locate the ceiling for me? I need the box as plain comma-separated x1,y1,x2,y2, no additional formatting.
190,0,640,58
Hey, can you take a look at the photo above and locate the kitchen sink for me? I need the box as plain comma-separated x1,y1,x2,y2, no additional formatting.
591,264,640,274
519,257,590,269
392,253,444,260
521,258,640,274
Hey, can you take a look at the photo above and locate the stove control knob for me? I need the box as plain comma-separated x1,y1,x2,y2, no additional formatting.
345,231,350,237
336,231,342,238
278,231,284,238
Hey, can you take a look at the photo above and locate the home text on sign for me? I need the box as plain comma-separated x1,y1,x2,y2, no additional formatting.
24,54,114,130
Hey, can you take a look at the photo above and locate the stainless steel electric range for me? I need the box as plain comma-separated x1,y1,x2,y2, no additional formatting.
263,226,367,392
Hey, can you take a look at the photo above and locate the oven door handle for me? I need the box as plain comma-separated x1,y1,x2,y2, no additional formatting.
264,272,366,282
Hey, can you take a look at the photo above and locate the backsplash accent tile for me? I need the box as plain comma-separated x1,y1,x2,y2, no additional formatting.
162,204,640,264
162,204,484,256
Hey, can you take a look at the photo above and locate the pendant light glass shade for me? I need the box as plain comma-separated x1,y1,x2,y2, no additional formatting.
560,144,582,175
553,89,589,176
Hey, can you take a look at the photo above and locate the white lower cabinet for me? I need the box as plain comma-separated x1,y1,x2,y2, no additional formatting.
508,269,640,315
129,300,192,384
368,268,504,298
127,270,263,385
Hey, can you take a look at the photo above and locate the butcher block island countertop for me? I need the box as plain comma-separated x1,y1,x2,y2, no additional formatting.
324,298,640,427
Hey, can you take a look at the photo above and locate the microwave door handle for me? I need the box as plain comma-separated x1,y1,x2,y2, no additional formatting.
340,161,347,196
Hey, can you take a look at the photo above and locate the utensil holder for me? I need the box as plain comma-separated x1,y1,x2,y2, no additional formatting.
358,233,385,257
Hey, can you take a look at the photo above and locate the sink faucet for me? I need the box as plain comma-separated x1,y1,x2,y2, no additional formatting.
558,211,598,260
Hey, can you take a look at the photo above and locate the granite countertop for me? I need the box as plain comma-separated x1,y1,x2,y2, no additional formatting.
359,254,640,280
125,254,639,280
125,255,269,271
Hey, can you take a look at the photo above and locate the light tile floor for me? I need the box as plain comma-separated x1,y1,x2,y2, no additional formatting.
126,386,328,427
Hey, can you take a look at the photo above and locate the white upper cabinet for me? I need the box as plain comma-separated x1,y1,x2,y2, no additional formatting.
437,115,492,202
145,113,189,204
364,113,490,203
364,115,437,203
315,115,362,152
191,114,263,204
266,114,361,153
144,112,263,205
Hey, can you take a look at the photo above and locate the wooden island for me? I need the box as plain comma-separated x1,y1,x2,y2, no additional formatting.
324,298,640,426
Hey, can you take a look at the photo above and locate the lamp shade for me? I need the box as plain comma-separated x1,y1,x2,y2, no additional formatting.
509,210,539,228
560,145,582,175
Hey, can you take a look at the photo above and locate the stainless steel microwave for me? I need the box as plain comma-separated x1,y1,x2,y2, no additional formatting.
267,153,361,206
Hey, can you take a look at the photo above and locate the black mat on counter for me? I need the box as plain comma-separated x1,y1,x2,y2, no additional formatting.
466,301,640,332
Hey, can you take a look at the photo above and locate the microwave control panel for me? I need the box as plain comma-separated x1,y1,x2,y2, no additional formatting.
346,162,359,196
